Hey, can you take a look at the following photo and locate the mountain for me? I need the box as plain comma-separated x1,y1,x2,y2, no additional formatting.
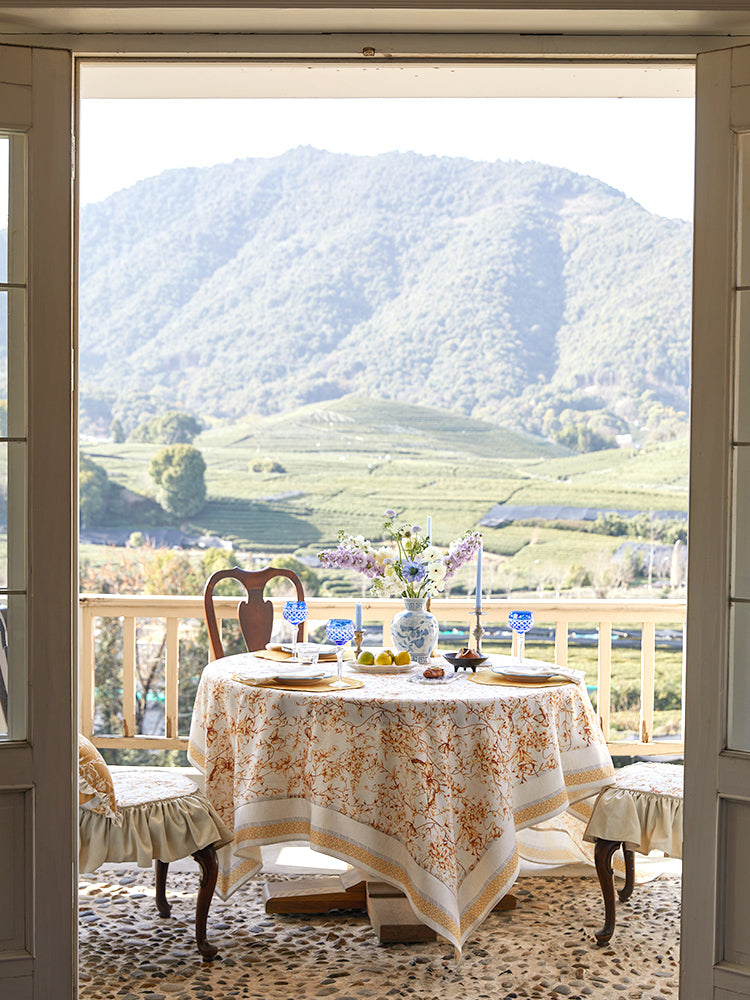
77,146,692,445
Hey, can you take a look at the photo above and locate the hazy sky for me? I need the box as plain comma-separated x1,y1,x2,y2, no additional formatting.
79,97,696,221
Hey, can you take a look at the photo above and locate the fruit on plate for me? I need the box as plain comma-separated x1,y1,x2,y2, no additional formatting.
374,649,395,666
357,650,375,665
393,650,411,666
423,666,445,679
457,647,482,659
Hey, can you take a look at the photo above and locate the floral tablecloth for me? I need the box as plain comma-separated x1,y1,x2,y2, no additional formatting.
188,654,614,954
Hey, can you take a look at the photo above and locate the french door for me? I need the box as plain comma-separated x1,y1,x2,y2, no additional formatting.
0,31,747,1000
682,41,750,1000
0,44,75,1000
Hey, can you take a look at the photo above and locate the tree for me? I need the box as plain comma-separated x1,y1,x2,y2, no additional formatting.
149,444,207,518
271,555,322,597
110,417,126,443
79,455,109,527
79,546,241,766
130,410,203,445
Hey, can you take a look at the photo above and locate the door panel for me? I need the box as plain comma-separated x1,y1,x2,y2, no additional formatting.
0,44,74,1000
684,41,750,999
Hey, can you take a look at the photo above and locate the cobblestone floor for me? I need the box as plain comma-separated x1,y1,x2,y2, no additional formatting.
78,869,680,1000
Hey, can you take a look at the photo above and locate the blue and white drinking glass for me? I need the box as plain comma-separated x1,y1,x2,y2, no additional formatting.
508,610,534,663
282,600,308,660
325,618,355,688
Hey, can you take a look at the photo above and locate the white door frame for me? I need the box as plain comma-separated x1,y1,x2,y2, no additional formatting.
0,27,739,998
0,43,75,1000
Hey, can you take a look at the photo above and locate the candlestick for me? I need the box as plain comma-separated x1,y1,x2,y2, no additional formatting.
354,629,364,657
426,516,432,543
355,602,363,631
472,609,484,654
475,542,483,611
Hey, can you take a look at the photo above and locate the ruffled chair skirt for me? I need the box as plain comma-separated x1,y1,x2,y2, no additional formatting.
79,766,232,872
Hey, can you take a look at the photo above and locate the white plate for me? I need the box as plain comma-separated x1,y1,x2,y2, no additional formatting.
491,664,559,681
352,659,414,674
270,670,334,684
266,642,338,656
407,670,458,685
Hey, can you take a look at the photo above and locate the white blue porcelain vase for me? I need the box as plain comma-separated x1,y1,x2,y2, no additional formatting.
390,598,439,664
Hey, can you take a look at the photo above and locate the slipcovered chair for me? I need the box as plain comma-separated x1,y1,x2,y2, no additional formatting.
203,565,305,660
78,735,232,959
569,761,684,944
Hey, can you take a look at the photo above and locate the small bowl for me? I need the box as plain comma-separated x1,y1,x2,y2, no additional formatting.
443,652,488,672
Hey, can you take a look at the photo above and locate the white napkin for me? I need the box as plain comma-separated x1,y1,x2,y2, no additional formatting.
489,655,585,685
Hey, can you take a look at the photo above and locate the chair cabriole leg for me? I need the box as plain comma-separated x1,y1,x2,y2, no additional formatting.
594,838,621,945
618,847,635,902
155,860,171,917
193,844,219,960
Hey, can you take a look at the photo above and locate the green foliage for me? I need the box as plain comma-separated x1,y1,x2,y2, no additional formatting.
77,148,691,450
270,555,321,597
79,455,109,527
251,459,286,474
80,546,240,765
149,444,207,518
110,418,125,443
551,422,615,453
129,410,203,445
591,511,687,544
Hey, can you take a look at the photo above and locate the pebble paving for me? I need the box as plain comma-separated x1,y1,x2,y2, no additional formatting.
78,869,680,1000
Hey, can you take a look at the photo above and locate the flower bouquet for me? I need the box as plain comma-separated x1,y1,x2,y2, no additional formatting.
317,509,482,599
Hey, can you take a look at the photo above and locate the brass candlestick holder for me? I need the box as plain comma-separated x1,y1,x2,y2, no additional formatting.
353,629,363,657
472,609,484,654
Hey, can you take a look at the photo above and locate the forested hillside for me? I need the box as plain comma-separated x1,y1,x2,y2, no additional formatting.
76,147,692,446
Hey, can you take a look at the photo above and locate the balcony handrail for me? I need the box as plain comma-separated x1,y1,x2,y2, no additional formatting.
79,594,687,759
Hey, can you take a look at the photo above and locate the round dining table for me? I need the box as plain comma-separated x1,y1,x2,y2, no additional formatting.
188,652,614,955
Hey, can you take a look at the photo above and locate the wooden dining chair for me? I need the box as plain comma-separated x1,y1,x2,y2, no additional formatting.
203,565,306,660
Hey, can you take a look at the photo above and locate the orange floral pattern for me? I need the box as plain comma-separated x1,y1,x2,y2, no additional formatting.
188,654,614,953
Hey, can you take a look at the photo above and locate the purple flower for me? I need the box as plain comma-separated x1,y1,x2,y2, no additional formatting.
385,509,396,518
444,531,482,577
401,559,426,583
412,525,422,534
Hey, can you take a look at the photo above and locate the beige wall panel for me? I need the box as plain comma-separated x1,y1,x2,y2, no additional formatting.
738,140,750,291
731,448,750,597
732,44,750,89
0,790,27,953
1,978,32,1000
728,602,750,752
731,86,750,133
735,291,750,435
722,798,750,967
0,45,30,87
0,81,29,128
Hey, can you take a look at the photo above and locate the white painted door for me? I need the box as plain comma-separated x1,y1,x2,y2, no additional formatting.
0,45,75,1000
682,42,750,1000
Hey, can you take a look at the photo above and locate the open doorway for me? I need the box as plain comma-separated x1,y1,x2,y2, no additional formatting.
75,62,689,1000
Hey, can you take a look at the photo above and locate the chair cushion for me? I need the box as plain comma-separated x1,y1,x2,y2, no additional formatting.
78,735,121,824
572,762,683,859
79,766,233,872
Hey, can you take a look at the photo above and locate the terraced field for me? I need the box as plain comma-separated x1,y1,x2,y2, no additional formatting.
80,395,688,585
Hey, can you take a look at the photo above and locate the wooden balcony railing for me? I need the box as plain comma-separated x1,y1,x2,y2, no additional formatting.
79,595,686,758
